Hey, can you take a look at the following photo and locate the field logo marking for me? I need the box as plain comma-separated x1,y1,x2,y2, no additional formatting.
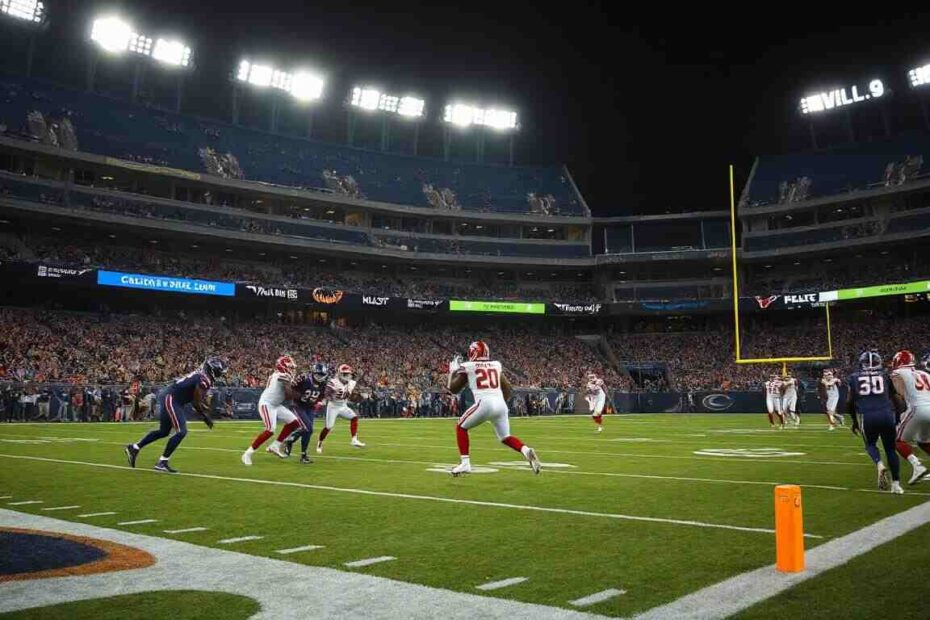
694,448,806,458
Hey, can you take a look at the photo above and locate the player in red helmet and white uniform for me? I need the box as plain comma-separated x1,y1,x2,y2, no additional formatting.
819,370,843,430
447,340,541,476
242,355,307,465
585,372,606,432
316,363,365,453
764,374,785,428
890,350,930,485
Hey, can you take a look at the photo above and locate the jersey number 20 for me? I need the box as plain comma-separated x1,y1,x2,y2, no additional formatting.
475,368,499,389
857,375,885,396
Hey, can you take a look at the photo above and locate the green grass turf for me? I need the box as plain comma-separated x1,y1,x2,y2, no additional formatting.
0,590,260,619
1,414,928,617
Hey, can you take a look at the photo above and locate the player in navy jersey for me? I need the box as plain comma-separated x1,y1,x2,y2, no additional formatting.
124,357,228,474
846,351,904,494
283,363,329,464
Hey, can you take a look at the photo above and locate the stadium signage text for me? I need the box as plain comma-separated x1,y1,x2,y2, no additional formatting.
96,270,236,297
362,296,390,306
244,285,298,300
800,79,885,114
406,299,444,310
552,302,603,315
37,265,93,279
783,293,818,304
450,300,546,315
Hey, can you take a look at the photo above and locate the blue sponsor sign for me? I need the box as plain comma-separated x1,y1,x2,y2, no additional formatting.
97,270,235,297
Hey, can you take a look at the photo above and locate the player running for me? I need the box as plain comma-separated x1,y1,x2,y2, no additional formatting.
819,370,842,430
585,372,607,432
282,363,329,464
448,340,541,476
890,350,930,485
241,355,308,466
781,373,800,427
124,357,227,474
764,374,785,428
316,364,365,453
847,351,904,494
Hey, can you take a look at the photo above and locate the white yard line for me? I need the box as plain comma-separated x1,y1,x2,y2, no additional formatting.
0,453,822,537
217,535,264,544
77,511,116,518
0,495,12,500
7,500,42,506
117,519,158,526
344,556,396,568
569,589,627,607
164,527,209,534
476,577,528,591
276,544,324,555
634,499,930,619
41,505,81,511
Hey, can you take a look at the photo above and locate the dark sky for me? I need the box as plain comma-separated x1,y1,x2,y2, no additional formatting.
33,2,930,214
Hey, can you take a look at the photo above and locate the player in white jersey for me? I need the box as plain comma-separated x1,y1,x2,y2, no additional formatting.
819,370,842,430
764,375,785,428
448,340,541,476
781,374,800,427
585,372,607,432
890,350,930,484
316,364,365,453
241,355,307,465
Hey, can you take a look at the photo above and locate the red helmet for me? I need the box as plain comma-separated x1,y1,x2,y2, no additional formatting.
892,350,916,369
276,355,296,375
468,340,490,361
338,363,354,378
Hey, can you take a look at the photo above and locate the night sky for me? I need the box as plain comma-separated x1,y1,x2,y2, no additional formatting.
16,2,930,215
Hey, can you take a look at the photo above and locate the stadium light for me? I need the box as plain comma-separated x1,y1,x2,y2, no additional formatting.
443,103,517,130
91,16,193,67
90,16,133,53
291,71,325,102
0,0,45,23
350,87,424,117
908,63,930,88
152,38,193,68
237,59,324,102
799,79,885,114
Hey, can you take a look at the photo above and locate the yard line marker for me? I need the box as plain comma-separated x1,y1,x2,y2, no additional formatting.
41,505,81,511
0,453,825,538
0,495,11,499
569,589,626,607
476,577,528,591
344,556,395,568
276,544,324,555
634,499,930,620
117,519,158,526
7,500,42,506
164,527,209,534
77,511,116,518
218,535,264,544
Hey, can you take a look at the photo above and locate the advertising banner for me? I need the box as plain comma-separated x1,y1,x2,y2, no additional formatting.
449,300,546,314
97,270,236,297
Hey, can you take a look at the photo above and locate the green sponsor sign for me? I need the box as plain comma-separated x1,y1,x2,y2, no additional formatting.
835,280,930,301
449,300,546,314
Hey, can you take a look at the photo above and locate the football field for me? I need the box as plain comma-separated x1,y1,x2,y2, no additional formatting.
1,414,929,619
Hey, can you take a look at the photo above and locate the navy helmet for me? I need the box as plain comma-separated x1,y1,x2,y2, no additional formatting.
921,351,930,372
203,357,229,382
858,350,883,371
311,362,329,382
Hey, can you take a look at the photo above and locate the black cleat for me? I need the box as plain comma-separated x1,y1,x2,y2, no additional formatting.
154,461,178,474
125,444,139,468
300,454,313,464
283,439,294,457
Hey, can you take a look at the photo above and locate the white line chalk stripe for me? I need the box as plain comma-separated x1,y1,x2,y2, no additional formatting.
345,556,395,568
276,545,324,555
117,519,158,526
476,577,528,591
42,505,81,511
7,500,42,505
633,499,930,620
164,527,209,534
0,453,823,538
218,536,264,544
0,496,11,499
569,589,626,607
77,512,116,518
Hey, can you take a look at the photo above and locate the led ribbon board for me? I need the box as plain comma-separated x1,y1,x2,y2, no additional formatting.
449,300,545,314
97,270,235,296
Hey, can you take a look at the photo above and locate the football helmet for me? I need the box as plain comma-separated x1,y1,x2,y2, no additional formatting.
859,350,883,371
338,364,354,381
892,350,916,370
311,362,329,383
203,357,228,382
468,340,490,361
276,355,297,375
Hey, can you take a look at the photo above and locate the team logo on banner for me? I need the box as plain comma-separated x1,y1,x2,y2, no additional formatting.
245,285,298,300
312,287,344,305
702,393,735,411
362,296,389,306
553,302,603,314
754,295,779,309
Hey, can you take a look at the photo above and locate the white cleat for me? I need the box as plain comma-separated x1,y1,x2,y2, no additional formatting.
891,481,904,495
316,442,323,455
450,462,471,477
525,447,541,475
241,451,252,466
596,426,603,433
351,437,366,448
878,467,892,491
828,425,836,431
908,464,929,485
267,445,287,459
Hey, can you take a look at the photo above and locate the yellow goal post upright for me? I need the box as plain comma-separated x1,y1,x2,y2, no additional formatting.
728,164,834,376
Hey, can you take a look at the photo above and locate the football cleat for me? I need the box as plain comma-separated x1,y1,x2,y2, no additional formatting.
241,451,252,466
597,426,603,433
267,444,287,459
908,464,929,485
154,461,178,474
891,481,904,495
283,439,294,457
124,444,139,468
300,455,312,464
351,437,366,448
878,466,892,491
316,441,323,454
450,462,471,477
524,447,542,475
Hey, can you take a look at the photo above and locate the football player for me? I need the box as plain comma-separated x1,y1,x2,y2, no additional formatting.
316,364,365,453
283,363,329,464
124,357,226,474
819,370,842,430
764,374,785,428
781,373,800,427
890,350,930,485
448,340,541,476
585,372,607,432
241,355,308,465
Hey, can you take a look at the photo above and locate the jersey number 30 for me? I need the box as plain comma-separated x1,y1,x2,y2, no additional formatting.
857,375,885,396
475,368,500,389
